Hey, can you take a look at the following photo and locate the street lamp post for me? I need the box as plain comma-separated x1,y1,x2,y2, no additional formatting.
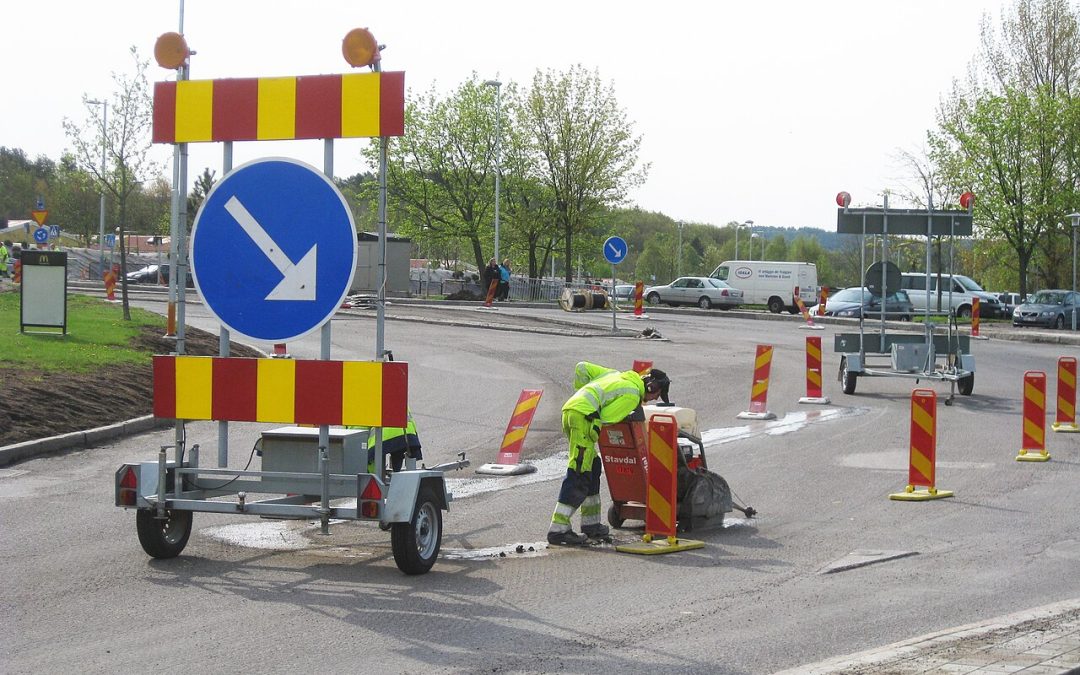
677,220,684,277
483,79,502,262
87,99,108,275
1070,212,1080,330
749,233,759,262
736,219,753,260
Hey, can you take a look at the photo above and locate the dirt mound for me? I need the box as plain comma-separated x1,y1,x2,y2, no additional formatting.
0,325,263,448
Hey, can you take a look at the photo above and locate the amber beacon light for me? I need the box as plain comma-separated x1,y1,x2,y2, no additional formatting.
154,32,190,70
343,28,380,67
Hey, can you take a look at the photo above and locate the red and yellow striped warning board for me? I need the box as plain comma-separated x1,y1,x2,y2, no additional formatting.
152,71,405,144
738,344,776,419
1053,357,1079,432
495,389,543,465
152,355,407,427
1018,370,1050,461
616,413,703,554
891,389,953,500
645,415,678,539
799,335,829,404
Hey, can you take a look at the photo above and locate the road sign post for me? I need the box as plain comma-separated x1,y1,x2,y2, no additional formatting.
190,158,357,343
603,236,628,333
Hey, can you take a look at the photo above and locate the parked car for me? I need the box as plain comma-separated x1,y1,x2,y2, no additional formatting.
613,284,637,301
997,292,1023,316
644,276,744,309
126,263,194,288
899,272,1006,318
126,264,164,284
1012,290,1080,329
820,286,914,321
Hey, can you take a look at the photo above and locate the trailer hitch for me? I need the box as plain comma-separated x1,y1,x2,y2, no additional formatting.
424,452,471,473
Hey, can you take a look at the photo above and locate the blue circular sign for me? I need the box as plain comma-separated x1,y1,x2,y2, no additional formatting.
190,157,357,343
33,227,49,244
603,236,628,265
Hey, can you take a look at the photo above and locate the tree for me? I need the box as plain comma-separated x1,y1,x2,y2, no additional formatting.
933,86,1073,298
364,75,499,273
64,47,162,320
521,65,648,282
51,155,100,246
187,168,217,228
0,147,54,224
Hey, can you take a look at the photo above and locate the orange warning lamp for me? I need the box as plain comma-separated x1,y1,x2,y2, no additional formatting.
959,191,975,210
154,32,190,70
343,28,380,68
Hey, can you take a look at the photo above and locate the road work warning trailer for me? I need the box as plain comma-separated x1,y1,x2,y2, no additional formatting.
113,35,469,575
833,193,976,404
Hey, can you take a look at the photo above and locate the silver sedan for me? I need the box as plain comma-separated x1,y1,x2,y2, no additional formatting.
644,276,744,309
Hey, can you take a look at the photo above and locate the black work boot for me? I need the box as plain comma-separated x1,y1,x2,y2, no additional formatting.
547,530,589,546
582,523,611,540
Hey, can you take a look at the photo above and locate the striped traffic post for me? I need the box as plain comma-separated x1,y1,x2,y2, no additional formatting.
794,286,824,330
890,389,953,500
12,259,21,284
478,278,498,310
631,281,648,319
103,268,117,302
798,336,830,404
817,286,828,316
738,345,776,419
1017,371,1050,461
1052,357,1079,433
632,359,653,374
616,413,704,555
476,389,543,475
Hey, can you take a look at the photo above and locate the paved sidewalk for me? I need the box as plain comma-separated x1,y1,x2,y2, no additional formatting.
779,598,1080,674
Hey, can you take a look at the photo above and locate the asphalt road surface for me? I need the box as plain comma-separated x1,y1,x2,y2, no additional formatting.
4,298,1079,673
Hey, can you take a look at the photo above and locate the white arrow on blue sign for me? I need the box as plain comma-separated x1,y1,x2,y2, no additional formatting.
190,157,357,343
33,227,49,244
603,236,628,265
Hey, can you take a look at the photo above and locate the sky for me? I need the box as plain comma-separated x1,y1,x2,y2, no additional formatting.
2,0,1007,233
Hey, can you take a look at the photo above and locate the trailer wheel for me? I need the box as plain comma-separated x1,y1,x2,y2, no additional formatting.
135,508,192,559
840,357,858,395
391,485,442,575
608,502,626,529
958,373,974,395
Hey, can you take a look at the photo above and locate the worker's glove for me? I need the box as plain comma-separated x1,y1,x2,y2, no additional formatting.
588,420,602,443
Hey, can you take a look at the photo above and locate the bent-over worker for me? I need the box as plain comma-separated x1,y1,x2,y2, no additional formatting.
547,367,671,545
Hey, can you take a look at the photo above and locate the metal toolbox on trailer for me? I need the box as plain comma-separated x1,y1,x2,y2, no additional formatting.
259,426,367,493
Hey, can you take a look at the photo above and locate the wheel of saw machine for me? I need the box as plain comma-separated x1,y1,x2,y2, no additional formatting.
607,502,626,529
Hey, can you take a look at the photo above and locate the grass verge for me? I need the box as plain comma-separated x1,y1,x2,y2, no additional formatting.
0,290,164,372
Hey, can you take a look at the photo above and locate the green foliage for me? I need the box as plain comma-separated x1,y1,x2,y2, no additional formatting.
0,293,162,371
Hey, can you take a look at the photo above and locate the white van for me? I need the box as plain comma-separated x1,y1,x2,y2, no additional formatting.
709,260,818,313
898,273,1006,318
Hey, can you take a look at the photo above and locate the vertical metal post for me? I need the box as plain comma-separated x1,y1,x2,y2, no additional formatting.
611,261,617,334
172,0,188,462
319,138,335,535
217,142,233,468
673,220,682,275
1071,215,1079,331
374,59,388,482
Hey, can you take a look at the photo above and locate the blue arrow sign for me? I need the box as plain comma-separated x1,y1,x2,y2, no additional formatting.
190,157,357,343
33,227,49,244
603,236,628,265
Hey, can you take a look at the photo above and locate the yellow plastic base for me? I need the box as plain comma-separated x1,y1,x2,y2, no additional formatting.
1016,451,1051,462
616,536,705,555
889,487,955,501
1051,422,1080,433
